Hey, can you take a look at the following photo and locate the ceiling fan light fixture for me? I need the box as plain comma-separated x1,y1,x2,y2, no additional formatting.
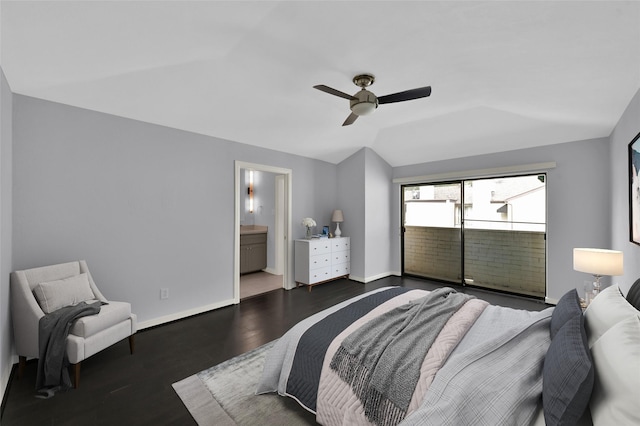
350,89,378,116
351,102,377,116
313,73,431,126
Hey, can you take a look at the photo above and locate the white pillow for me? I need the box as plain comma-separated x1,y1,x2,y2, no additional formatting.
583,284,640,348
33,273,96,314
589,316,640,426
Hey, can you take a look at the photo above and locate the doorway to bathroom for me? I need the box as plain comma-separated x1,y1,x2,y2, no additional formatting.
234,161,293,302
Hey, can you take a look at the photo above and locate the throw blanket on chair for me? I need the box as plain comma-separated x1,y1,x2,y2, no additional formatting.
329,287,473,426
36,301,101,398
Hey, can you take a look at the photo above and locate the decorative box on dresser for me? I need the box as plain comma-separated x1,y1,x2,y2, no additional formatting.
295,237,350,291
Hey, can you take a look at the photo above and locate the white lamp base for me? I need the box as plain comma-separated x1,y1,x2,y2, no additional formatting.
334,222,342,238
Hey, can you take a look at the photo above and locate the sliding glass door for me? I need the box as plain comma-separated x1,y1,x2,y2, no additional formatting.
402,174,546,298
402,182,462,282
462,175,546,297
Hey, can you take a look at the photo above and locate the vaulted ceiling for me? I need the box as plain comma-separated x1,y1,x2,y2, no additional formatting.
1,1,639,166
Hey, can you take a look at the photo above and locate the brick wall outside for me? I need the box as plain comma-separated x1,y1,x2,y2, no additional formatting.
404,226,545,297
404,227,461,282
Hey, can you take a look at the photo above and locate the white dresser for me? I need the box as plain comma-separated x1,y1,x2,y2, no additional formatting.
294,237,350,291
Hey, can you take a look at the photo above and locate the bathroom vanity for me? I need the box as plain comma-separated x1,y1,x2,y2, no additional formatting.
239,225,268,274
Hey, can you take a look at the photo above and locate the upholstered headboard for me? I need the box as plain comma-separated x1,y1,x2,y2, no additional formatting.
626,278,640,310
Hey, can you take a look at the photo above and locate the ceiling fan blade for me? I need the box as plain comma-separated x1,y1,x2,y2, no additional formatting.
378,86,432,104
314,85,356,100
342,113,359,126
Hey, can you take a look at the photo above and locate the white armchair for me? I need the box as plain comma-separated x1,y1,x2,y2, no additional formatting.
11,260,137,388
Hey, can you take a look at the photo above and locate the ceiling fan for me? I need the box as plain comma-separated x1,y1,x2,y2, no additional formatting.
313,74,432,126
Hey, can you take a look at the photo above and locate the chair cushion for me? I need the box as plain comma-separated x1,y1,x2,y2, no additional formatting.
70,301,132,338
33,273,95,314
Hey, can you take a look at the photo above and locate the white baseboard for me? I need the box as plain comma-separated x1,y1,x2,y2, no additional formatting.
137,298,236,330
263,267,281,275
545,296,559,305
1,354,15,405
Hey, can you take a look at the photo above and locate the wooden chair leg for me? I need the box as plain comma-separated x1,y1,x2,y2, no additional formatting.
129,334,135,354
18,356,26,379
72,362,81,388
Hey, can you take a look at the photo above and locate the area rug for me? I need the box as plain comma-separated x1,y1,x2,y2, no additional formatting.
172,341,316,426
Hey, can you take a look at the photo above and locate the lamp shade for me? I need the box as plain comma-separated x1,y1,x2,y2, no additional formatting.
331,209,344,223
573,248,624,276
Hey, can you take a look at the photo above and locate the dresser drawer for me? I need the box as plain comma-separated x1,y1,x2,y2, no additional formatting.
308,240,331,255
310,253,331,270
331,250,350,265
309,266,332,284
332,263,350,277
331,238,350,252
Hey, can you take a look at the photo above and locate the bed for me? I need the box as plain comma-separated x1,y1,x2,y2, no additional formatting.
256,283,640,426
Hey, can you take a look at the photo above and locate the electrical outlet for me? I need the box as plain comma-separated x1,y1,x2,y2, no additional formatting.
160,288,169,300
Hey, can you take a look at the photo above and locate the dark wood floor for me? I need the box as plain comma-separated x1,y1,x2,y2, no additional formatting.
0,276,548,426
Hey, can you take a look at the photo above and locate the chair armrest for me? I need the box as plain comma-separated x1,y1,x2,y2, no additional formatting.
79,260,108,303
10,271,45,358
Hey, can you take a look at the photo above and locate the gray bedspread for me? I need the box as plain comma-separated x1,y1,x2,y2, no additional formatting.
401,307,552,426
256,287,553,426
256,287,394,398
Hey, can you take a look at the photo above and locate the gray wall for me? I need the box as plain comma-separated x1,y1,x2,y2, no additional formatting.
364,148,394,280
392,137,611,302
334,147,394,282
0,67,13,398
12,95,337,325
337,149,366,281
610,88,640,294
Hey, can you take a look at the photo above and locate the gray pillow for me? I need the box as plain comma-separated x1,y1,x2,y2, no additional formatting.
33,273,95,314
543,313,594,425
550,288,582,339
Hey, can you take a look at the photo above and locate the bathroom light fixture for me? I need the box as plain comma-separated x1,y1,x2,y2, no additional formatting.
248,170,254,213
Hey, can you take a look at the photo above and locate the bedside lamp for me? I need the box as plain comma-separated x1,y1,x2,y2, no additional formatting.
573,248,624,297
331,210,344,238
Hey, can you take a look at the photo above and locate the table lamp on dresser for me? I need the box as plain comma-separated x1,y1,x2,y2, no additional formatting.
332,209,344,238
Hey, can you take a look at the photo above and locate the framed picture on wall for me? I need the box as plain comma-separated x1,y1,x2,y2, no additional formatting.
629,131,640,245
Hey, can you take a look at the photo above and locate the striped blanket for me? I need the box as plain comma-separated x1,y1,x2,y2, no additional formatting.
256,287,553,426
